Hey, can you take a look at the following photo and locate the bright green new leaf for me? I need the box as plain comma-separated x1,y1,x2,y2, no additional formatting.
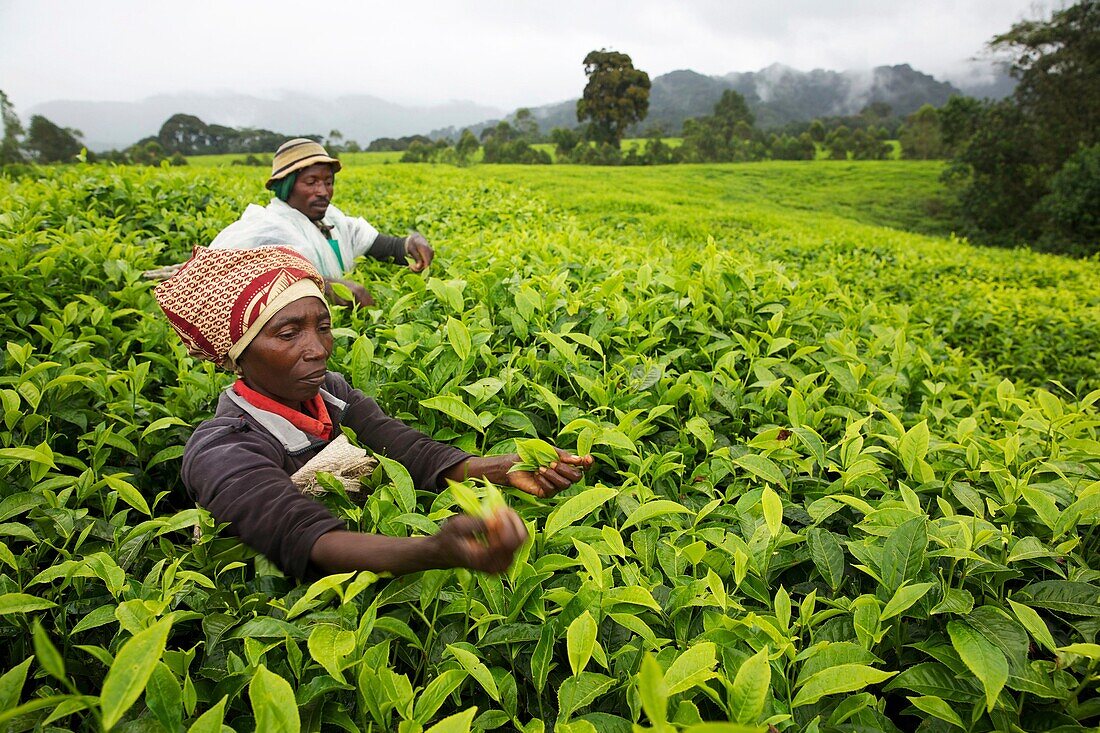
0,593,56,616
544,487,617,539
446,317,471,361
101,617,173,729
1058,643,1100,660
880,582,934,621
413,669,467,724
1007,599,1058,653
307,624,355,684
557,672,615,722
637,653,667,727
186,695,227,733
32,621,65,683
249,664,299,733
664,641,718,696
792,664,896,707
420,395,484,432
102,474,152,516
567,611,598,676
906,696,964,729
761,487,783,538
620,499,693,531
0,657,32,711
446,644,500,701
898,420,931,482
425,706,478,733
374,452,416,514
729,646,770,724
734,454,787,490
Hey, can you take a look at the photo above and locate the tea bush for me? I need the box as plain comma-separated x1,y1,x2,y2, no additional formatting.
0,162,1097,732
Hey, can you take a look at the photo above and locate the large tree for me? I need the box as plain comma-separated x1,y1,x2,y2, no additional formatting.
0,90,25,164
576,50,650,147
990,0,1099,169
24,115,83,163
946,1,1099,253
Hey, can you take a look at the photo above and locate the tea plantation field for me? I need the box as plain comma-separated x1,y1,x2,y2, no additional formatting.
0,161,1098,732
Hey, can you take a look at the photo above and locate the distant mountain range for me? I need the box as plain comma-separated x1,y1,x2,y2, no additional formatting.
434,63,1015,140
28,63,1014,152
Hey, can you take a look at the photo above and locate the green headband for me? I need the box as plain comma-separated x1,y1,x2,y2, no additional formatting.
271,172,297,202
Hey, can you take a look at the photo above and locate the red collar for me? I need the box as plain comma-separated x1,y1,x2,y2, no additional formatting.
233,379,333,441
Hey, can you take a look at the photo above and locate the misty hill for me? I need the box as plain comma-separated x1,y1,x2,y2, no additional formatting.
432,63,1014,139
28,92,504,152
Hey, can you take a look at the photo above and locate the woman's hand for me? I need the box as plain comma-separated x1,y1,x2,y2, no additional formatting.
506,449,595,499
433,508,528,574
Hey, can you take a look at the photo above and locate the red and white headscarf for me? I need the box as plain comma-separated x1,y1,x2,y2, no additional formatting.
154,246,326,368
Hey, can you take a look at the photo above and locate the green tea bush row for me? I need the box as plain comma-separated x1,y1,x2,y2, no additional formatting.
0,163,1097,732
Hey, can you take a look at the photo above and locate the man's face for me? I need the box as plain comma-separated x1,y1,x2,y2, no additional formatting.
286,163,335,220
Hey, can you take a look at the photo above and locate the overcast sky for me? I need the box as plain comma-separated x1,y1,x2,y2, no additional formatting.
1,0,1049,113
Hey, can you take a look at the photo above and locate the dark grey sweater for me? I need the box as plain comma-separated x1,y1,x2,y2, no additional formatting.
181,372,471,579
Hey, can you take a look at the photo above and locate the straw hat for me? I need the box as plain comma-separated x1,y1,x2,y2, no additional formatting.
265,138,342,189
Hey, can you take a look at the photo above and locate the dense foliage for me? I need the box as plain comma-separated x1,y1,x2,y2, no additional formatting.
943,0,1099,255
0,161,1098,732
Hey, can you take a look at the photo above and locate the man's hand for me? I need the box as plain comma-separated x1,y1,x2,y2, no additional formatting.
405,232,434,273
506,450,595,499
324,277,374,307
433,509,528,574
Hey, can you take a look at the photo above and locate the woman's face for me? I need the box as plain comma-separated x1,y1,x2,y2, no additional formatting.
237,296,333,408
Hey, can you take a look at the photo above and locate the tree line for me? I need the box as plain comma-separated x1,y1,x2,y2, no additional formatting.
3,2,1094,254
408,3,1096,255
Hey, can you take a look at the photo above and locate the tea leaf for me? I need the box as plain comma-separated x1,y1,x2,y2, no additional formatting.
186,695,227,733
0,593,56,616
446,644,499,702
0,657,32,711
413,669,467,724
249,665,300,733
558,672,615,721
947,620,1008,712
734,454,787,490
880,582,934,621
425,706,478,733
905,695,964,729
32,621,65,682
664,642,718,696
761,487,783,538
420,395,483,432
544,486,617,539
792,664,896,707
729,646,770,724
307,625,355,684
567,611,598,676
101,617,173,729
446,317,471,361
620,499,692,531
637,653,667,726
806,529,845,591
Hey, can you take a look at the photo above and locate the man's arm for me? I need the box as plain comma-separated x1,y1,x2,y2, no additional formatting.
368,232,434,272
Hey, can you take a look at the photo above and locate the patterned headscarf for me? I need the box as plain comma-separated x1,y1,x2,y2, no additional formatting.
154,246,326,369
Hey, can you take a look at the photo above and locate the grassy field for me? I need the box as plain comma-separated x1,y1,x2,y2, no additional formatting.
1,159,1097,732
